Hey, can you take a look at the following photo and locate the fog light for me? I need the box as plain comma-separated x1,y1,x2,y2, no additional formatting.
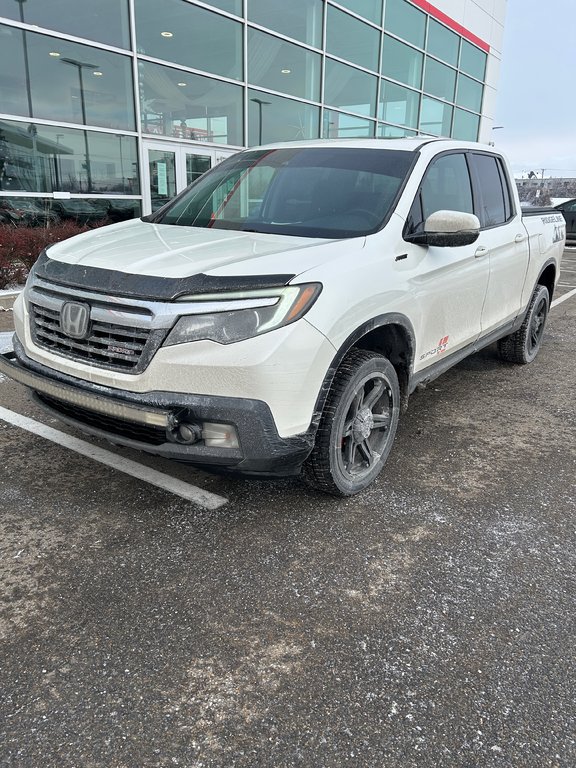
176,422,202,444
202,422,239,449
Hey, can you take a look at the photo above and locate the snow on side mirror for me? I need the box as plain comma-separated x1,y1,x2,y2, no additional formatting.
406,210,481,247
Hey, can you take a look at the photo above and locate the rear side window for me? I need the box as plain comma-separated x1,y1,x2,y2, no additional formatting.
472,154,509,227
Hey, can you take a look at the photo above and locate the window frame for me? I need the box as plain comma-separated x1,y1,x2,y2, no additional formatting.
404,150,477,235
405,150,518,238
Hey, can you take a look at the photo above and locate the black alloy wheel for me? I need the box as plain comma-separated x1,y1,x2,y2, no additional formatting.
498,284,550,364
304,349,400,496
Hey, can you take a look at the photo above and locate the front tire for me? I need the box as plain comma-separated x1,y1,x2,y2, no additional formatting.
303,349,400,497
498,284,549,364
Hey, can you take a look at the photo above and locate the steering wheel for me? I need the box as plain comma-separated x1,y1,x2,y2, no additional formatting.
346,208,381,226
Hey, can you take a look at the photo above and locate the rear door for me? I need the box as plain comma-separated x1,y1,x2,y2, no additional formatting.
469,152,529,335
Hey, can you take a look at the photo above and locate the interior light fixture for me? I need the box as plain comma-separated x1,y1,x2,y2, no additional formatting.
281,69,291,74
177,82,187,87
161,31,173,37
49,51,61,57
93,71,103,76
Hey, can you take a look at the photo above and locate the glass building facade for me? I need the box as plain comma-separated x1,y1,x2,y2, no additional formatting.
0,0,491,220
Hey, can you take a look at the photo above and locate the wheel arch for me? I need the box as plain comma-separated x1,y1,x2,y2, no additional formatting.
537,259,557,302
311,313,416,429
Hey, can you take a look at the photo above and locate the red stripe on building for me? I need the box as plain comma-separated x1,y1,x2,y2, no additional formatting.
410,0,491,53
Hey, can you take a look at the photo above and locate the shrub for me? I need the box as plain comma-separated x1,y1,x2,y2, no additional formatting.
0,220,108,289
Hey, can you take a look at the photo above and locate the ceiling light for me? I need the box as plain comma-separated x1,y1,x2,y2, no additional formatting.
177,82,187,86
161,31,173,37
93,71,103,76
281,69,291,74
49,51,61,57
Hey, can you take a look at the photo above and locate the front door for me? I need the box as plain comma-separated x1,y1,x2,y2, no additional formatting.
142,141,236,214
405,151,490,370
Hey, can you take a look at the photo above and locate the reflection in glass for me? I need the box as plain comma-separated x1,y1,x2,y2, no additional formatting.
324,59,377,116
247,91,319,145
0,119,140,195
452,109,480,141
326,6,380,72
322,111,375,139
0,196,140,226
419,97,453,136
139,61,243,146
12,29,136,130
0,196,59,226
456,74,483,113
377,124,417,138
205,0,242,15
384,0,426,48
379,81,419,128
381,36,422,89
135,0,243,80
426,19,459,66
49,198,110,223
0,0,130,49
248,29,320,101
247,0,323,48
460,40,487,81
423,58,456,102
0,25,30,117
335,0,383,25
186,154,212,185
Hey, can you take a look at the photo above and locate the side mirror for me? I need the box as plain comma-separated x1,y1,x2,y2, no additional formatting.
405,210,481,247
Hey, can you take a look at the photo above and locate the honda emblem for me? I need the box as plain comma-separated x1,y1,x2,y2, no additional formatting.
60,301,90,339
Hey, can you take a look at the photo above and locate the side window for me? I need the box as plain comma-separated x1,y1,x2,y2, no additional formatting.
408,153,474,230
563,200,576,212
472,154,507,227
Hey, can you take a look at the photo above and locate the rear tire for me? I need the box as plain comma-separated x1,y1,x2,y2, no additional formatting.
498,284,549,364
303,349,400,497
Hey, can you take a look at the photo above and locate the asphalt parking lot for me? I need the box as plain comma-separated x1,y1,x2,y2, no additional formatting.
1,252,575,767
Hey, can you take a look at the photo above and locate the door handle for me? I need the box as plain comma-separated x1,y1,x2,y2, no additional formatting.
515,233,527,243
474,246,489,258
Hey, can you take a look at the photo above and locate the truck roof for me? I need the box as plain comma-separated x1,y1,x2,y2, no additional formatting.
251,137,493,154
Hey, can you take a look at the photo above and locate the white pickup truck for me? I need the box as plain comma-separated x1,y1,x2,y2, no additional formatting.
0,138,566,496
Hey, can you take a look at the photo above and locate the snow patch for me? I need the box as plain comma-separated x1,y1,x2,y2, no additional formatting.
0,332,13,354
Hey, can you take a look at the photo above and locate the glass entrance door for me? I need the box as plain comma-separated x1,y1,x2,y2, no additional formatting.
147,147,177,212
186,153,212,186
143,141,236,214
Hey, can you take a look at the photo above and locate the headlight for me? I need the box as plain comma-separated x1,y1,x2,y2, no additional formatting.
164,283,322,346
23,251,42,298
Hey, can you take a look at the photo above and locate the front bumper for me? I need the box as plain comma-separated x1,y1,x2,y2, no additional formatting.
0,337,316,476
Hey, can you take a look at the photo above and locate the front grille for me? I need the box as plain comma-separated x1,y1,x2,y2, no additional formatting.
29,300,168,373
36,393,168,445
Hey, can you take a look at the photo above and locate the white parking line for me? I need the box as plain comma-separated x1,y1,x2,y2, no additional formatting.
551,287,576,308
0,405,228,509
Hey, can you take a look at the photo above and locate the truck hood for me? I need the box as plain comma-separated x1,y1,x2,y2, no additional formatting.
46,218,357,280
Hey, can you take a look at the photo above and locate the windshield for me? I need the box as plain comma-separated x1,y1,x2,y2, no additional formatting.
150,146,415,239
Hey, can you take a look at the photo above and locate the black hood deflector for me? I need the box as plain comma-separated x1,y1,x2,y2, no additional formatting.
34,250,295,301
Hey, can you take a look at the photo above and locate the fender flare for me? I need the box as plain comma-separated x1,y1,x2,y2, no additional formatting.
535,256,558,298
309,313,416,431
